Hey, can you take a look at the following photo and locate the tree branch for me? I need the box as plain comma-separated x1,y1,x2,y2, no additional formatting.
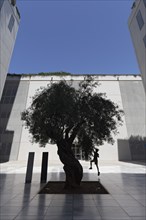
65,125,74,140
68,121,85,144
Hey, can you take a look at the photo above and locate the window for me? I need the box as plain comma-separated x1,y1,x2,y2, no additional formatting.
9,97,14,104
143,35,146,48
0,87,17,104
136,10,144,30
5,88,12,96
72,145,86,160
12,88,17,96
3,87,17,96
1,143,11,155
0,0,4,10
4,97,11,104
1,97,13,104
8,15,15,32
143,0,146,7
11,0,16,6
0,127,4,134
0,112,10,118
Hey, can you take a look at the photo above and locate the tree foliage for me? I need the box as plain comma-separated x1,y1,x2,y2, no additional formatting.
21,76,123,158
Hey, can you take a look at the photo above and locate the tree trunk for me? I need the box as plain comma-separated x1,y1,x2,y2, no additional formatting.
57,139,83,189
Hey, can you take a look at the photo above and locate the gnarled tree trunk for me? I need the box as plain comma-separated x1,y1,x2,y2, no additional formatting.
57,139,83,189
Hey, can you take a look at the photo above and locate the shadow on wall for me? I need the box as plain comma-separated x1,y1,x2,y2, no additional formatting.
0,76,21,163
118,136,146,162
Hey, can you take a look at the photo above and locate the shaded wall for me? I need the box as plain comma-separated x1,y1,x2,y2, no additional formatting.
118,80,146,161
0,76,29,162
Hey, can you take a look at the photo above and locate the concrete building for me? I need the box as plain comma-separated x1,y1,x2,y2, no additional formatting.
128,0,146,92
0,0,20,99
0,74,145,164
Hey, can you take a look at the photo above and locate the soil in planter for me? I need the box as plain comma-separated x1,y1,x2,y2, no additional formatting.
38,181,109,194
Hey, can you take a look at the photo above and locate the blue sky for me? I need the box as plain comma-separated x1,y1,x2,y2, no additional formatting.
9,0,140,75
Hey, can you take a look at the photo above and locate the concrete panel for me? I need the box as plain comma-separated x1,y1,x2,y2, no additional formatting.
117,139,132,161
129,136,146,161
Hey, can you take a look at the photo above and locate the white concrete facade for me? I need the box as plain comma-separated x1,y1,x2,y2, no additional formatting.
0,0,20,99
128,0,146,92
19,75,127,163
0,74,145,164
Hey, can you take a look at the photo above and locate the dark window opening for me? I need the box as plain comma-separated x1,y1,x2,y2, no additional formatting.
8,15,15,32
143,35,146,48
1,112,10,118
0,0,4,10
11,0,16,6
136,10,144,30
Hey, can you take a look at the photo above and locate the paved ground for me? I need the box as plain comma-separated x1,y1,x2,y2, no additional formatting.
0,160,146,220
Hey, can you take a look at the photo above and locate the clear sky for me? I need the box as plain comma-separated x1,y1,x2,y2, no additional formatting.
9,0,140,75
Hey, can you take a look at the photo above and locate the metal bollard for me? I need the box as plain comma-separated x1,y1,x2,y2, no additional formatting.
25,152,35,184
40,152,48,183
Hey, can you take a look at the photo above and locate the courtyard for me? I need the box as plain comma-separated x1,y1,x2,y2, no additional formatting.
0,160,145,220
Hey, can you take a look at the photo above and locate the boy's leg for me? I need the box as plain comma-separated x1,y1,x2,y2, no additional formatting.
89,160,93,169
97,166,100,176
96,161,100,176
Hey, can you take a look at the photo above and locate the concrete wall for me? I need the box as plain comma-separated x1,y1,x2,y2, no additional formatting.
128,0,146,92
0,0,20,99
17,75,133,162
0,75,145,163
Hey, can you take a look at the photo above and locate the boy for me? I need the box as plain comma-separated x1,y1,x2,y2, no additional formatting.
89,148,100,176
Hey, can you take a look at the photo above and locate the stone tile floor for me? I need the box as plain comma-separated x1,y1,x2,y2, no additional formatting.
0,160,146,220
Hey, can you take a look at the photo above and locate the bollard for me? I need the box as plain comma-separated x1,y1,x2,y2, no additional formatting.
25,152,35,184
40,152,48,183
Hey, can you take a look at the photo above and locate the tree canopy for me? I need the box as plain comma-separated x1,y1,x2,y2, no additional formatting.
21,76,123,159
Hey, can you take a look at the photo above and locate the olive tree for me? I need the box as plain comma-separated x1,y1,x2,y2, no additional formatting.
21,76,123,188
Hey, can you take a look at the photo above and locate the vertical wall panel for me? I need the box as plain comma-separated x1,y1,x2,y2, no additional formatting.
119,80,145,137
0,76,30,161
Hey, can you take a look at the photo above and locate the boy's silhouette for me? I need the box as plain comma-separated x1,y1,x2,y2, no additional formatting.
89,148,100,176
